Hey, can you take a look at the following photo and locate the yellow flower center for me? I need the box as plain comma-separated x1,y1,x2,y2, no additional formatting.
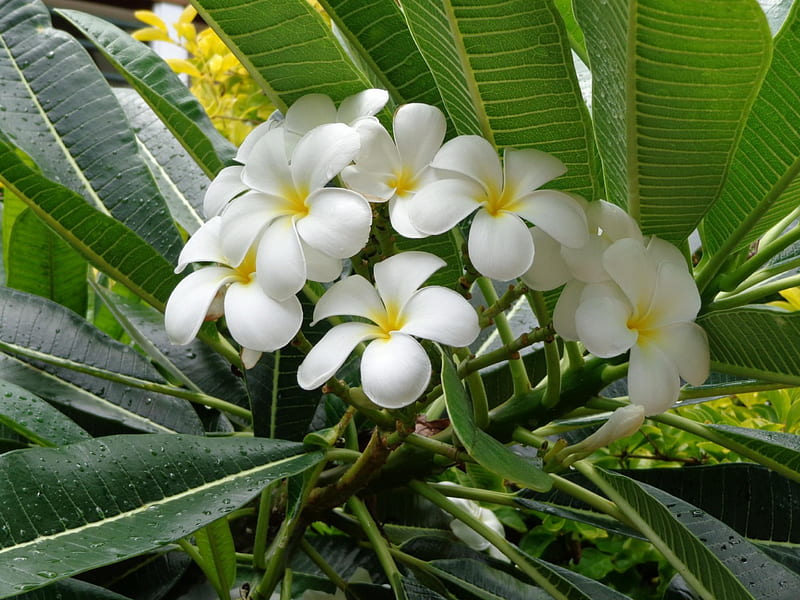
483,183,518,216
370,300,405,339
233,249,258,284
626,312,660,347
282,184,310,218
388,169,417,198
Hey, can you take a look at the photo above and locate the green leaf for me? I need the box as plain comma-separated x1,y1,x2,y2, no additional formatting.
697,306,800,386
57,10,236,179
0,434,322,597
0,134,181,312
440,349,552,492
552,0,588,63
193,0,372,112
194,517,237,595
0,378,89,447
319,0,445,109
0,287,203,435
704,1,800,258
14,577,134,600
428,558,552,600
402,0,598,197
0,0,183,262
114,88,206,235
573,0,772,243
587,466,759,600
706,425,800,484
6,209,87,316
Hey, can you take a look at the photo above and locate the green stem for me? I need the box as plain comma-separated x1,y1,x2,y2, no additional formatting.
476,277,530,395
280,568,293,600
403,432,470,463
252,482,277,570
708,272,800,311
348,496,407,600
549,473,627,521
300,538,349,593
409,480,565,599
479,283,528,328
564,341,584,370
526,291,560,408
719,222,800,292
458,325,555,376
428,482,519,507
325,448,361,463
757,204,800,249
177,539,226,600
0,339,252,421
456,347,489,429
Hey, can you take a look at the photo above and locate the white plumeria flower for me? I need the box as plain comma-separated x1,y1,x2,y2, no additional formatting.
439,483,506,561
342,103,447,238
297,252,480,409
573,237,709,415
164,217,303,369
202,89,388,218
218,123,372,301
556,404,645,466
407,136,588,281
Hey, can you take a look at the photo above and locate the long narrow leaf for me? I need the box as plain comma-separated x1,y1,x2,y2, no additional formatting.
402,0,597,198
0,435,322,597
573,0,772,243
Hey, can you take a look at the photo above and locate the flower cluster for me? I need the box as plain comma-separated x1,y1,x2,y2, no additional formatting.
166,88,709,415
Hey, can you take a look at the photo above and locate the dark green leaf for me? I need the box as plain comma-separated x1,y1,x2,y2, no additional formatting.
0,287,203,435
704,1,800,256
0,134,181,311
58,10,236,179
707,425,800,484
402,0,598,198
0,378,89,446
429,558,552,600
440,349,552,492
14,577,133,600
0,435,322,597
574,0,772,242
6,209,87,316
0,0,183,262
697,306,800,386
193,0,372,112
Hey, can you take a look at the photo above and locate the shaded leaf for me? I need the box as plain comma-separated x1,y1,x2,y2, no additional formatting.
0,0,182,262
14,578,133,600
707,425,800,484
574,0,772,242
0,435,322,597
58,10,236,179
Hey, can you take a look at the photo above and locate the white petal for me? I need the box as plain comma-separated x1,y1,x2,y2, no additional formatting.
574,288,637,358
468,210,534,281
400,287,480,347
341,165,395,201
408,178,483,235
503,147,566,193
603,238,656,316
236,121,273,163
647,262,701,327
374,251,445,310
241,128,293,196
219,191,283,267
513,190,588,249
285,94,337,137
450,517,490,552
552,280,585,341
652,322,709,386
225,282,302,351
291,123,361,191
645,236,687,269
394,103,446,174
337,88,389,123
302,240,343,283
582,405,646,450
521,227,571,291
389,196,427,238
361,333,431,408
256,216,307,300
297,322,382,389
629,342,680,415
240,347,263,370
164,267,237,345
203,166,246,218
561,236,609,283
432,135,502,192
176,217,226,273
297,188,371,258
590,200,641,242
312,274,385,324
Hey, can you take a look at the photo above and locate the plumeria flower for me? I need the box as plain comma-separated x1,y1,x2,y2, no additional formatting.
297,252,480,408
440,483,506,561
202,89,388,218
164,217,302,369
407,136,588,281
342,103,447,238
555,404,645,466
218,123,372,301
573,237,709,415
